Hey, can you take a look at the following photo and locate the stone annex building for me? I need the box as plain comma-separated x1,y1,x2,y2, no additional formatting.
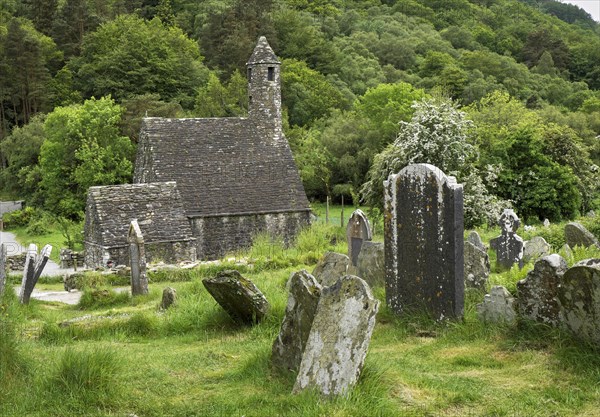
84,37,311,268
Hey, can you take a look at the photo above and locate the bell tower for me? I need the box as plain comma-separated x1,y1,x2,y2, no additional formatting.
246,36,282,139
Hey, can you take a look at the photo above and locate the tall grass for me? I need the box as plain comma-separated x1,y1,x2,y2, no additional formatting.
0,288,28,380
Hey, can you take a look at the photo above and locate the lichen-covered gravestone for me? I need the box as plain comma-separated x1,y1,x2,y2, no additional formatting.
517,254,567,326
464,241,490,290
564,222,600,249
0,243,6,297
467,231,486,252
128,219,149,296
384,164,464,319
558,259,600,346
160,287,177,310
293,275,379,397
312,252,353,287
202,270,270,325
356,241,385,288
489,209,524,270
271,270,322,372
476,286,516,323
346,209,372,266
523,236,551,264
19,244,52,304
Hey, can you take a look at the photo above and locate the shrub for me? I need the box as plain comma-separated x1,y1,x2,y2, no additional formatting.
2,206,36,229
26,219,50,236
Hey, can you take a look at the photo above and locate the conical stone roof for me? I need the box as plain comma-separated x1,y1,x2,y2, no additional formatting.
247,36,280,65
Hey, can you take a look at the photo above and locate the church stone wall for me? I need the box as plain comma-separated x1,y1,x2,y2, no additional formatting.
85,240,197,269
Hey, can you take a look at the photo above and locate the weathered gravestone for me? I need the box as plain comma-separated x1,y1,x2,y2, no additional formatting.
523,236,551,264
293,275,379,397
356,241,385,288
346,209,372,266
128,219,148,296
490,209,524,270
19,244,52,304
560,244,573,260
202,270,270,325
464,241,490,291
312,252,353,287
467,231,486,252
160,287,177,310
516,254,568,326
564,222,600,249
271,270,322,372
476,286,517,324
558,259,600,346
0,243,6,297
384,164,464,319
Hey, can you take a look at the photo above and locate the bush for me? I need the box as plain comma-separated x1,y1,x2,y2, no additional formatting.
26,219,50,235
2,206,36,229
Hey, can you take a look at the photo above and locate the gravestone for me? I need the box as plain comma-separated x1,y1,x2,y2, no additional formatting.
356,241,385,288
516,254,567,326
558,260,600,346
490,209,524,270
293,275,379,397
271,270,322,372
523,236,551,264
128,219,149,296
476,286,516,323
560,244,573,260
467,231,486,252
19,244,52,304
346,209,372,266
312,252,353,287
160,287,177,310
202,270,270,325
464,241,490,291
543,218,550,228
0,244,6,297
564,222,600,249
384,164,464,319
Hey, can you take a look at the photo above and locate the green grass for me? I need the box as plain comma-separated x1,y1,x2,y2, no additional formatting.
8,226,68,263
2,213,600,416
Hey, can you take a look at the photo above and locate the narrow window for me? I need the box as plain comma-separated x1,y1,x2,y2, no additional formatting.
247,68,252,81
249,96,252,105
268,67,274,81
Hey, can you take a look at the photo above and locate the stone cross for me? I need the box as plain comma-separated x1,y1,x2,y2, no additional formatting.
490,209,524,270
0,243,6,297
19,243,52,304
346,209,372,266
384,164,464,320
128,219,148,296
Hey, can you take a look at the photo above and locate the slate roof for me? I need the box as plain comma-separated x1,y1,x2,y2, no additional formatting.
86,182,194,248
134,117,311,217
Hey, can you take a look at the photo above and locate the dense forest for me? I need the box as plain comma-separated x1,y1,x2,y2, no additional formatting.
1,0,599,227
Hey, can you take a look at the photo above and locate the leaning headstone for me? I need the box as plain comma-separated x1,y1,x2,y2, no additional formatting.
202,270,270,325
128,219,148,296
356,241,385,288
467,231,486,252
516,254,568,326
0,243,6,297
564,222,600,249
464,241,490,291
271,270,322,372
558,260,600,346
346,209,372,266
293,276,379,397
476,286,517,323
19,244,52,304
312,252,353,287
523,236,551,263
490,209,524,270
384,164,464,319
160,287,177,310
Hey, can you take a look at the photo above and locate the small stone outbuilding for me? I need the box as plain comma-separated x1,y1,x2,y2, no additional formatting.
84,182,196,267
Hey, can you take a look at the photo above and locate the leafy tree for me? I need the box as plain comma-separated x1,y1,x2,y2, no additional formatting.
120,93,183,143
194,71,247,118
51,0,101,59
522,28,569,70
39,97,134,219
71,15,209,109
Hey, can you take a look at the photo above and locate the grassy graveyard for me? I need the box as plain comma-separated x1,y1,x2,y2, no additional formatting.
2,209,600,417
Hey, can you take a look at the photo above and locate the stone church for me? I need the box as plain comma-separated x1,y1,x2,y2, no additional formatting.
84,37,311,267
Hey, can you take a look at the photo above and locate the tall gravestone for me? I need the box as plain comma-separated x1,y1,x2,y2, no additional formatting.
384,164,464,320
346,209,372,266
490,209,524,270
19,244,52,304
128,219,149,296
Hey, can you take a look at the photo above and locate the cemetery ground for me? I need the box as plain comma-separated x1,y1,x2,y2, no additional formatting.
2,208,600,416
